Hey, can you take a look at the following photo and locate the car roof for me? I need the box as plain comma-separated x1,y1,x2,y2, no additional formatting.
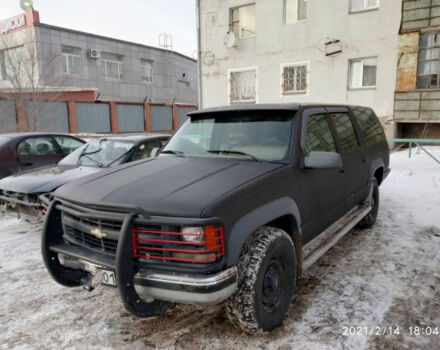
94,133,169,143
0,132,82,139
188,103,359,117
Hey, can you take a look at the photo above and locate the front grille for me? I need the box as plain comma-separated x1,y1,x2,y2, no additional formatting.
64,224,118,254
62,211,123,256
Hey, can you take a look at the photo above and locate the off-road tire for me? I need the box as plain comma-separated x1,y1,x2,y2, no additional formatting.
357,178,379,229
226,226,296,334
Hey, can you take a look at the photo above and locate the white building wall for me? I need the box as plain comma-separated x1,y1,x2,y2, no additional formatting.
198,0,402,126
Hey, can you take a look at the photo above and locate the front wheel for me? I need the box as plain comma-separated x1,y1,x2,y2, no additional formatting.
357,178,379,229
226,226,296,334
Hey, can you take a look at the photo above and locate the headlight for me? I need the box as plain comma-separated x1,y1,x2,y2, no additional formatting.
181,226,204,243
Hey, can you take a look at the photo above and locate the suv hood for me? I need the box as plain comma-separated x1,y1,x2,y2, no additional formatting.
55,156,284,217
0,165,100,194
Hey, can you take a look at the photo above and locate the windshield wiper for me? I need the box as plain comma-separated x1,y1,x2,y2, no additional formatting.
82,154,104,168
161,150,185,157
207,150,261,162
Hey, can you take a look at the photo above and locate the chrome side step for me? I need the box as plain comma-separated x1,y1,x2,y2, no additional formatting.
302,204,372,271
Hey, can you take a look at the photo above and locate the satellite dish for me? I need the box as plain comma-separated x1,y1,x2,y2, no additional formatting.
20,0,33,11
224,31,237,49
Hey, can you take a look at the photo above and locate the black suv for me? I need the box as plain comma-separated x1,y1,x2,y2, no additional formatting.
42,104,390,333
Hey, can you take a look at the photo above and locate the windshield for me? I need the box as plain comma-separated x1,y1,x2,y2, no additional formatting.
59,139,135,167
162,112,294,162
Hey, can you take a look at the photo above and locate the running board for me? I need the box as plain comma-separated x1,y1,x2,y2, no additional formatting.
302,204,372,271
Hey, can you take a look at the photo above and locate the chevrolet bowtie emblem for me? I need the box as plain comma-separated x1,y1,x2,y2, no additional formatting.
91,228,107,239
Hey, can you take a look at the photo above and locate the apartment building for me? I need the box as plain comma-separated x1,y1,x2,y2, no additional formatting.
394,0,440,138
196,0,403,137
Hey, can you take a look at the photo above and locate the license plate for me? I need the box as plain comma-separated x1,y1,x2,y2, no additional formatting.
101,270,117,287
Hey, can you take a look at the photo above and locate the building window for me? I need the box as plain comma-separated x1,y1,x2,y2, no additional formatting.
140,59,153,84
282,63,308,94
62,45,81,75
348,57,377,89
229,68,257,104
350,0,379,13
102,52,123,80
417,32,440,89
230,4,256,39
285,0,307,23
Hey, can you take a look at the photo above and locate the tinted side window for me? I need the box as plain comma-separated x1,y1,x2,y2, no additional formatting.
17,137,60,156
351,107,386,145
329,113,359,153
304,114,337,156
54,136,84,154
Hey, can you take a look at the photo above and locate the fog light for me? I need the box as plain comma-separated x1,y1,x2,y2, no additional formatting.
181,226,204,243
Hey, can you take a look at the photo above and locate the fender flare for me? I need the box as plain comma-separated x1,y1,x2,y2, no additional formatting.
226,197,302,267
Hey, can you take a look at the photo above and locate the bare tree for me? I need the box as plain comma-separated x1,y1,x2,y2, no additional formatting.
0,34,66,133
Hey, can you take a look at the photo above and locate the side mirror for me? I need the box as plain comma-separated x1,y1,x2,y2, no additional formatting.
151,147,160,158
304,151,342,169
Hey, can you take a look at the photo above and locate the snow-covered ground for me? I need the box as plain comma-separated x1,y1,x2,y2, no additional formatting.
1,148,439,350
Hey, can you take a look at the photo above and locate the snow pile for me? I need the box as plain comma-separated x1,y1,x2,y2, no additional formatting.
1,148,439,350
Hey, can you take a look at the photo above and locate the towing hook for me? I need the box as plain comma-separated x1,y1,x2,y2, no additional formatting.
80,276,95,292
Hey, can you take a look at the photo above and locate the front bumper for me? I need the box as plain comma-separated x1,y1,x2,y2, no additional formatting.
42,199,236,316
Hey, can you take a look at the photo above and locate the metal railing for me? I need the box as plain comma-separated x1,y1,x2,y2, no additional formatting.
388,138,440,166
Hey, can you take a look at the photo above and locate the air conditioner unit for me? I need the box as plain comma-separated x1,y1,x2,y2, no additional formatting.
89,49,101,59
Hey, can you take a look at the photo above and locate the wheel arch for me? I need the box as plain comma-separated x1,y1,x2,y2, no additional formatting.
226,197,303,275
369,158,385,185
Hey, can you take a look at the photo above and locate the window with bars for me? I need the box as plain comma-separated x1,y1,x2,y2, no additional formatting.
350,0,379,13
285,0,307,23
102,52,124,80
62,46,81,75
140,59,153,84
349,57,377,89
230,4,256,39
282,64,308,94
417,32,440,89
229,68,257,104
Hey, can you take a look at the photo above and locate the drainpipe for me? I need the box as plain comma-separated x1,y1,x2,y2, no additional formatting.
196,0,203,109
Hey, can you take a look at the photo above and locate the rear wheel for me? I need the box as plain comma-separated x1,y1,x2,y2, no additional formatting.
226,226,296,334
357,178,379,229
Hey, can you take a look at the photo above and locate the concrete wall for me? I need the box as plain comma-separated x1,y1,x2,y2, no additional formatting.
198,0,402,137
33,25,198,104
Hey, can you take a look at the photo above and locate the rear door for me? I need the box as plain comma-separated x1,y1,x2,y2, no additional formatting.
17,136,63,171
327,107,369,210
297,108,347,243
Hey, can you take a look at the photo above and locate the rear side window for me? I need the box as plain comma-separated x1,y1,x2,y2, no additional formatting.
329,113,359,153
351,107,386,145
17,137,60,156
304,114,337,156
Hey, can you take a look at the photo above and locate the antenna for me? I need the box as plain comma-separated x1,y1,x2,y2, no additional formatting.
20,0,34,11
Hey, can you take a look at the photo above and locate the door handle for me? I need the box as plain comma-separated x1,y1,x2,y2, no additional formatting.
22,162,33,166
339,169,345,173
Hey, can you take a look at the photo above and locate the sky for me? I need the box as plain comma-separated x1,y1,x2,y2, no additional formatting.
0,0,197,58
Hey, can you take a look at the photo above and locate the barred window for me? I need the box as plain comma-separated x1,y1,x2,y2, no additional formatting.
229,68,257,104
282,64,307,94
